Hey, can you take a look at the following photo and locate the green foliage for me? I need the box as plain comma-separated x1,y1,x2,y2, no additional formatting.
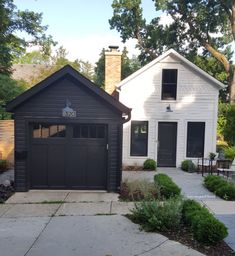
0,0,56,75
204,175,235,200
109,0,234,100
182,199,228,245
204,175,227,192
154,173,181,199
224,146,235,161
19,46,95,87
0,160,8,172
181,160,196,172
120,179,158,201
143,159,156,170
131,197,183,232
216,184,235,201
218,102,235,145
0,74,27,119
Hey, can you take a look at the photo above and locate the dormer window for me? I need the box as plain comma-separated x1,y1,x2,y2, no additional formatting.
161,69,177,100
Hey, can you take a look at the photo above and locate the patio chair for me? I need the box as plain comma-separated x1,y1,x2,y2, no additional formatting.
217,159,235,179
197,158,211,176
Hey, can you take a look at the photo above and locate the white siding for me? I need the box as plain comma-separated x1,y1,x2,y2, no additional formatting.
120,54,219,167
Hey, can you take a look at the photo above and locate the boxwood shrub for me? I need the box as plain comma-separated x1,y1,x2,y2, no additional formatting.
204,175,235,200
0,160,8,172
143,159,157,170
182,199,228,245
154,173,181,199
181,160,196,172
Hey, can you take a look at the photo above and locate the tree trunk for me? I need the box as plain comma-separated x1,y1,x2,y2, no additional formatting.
229,69,235,104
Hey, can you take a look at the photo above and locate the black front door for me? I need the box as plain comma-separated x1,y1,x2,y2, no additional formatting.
157,122,177,167
30,123,107,189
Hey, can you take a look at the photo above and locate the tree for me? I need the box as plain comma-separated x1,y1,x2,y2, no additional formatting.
94,47,141,88
0,75,27,119
109,0,235,103
0,0,56,75
23,46,94,87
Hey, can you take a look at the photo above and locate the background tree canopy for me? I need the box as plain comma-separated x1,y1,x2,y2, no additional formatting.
109,0,235,103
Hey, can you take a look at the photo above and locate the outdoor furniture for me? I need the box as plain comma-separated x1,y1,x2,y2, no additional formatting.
197,158,212,176
217,159,235,179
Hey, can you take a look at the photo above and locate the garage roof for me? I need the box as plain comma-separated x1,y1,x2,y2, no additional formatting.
6,65,131,115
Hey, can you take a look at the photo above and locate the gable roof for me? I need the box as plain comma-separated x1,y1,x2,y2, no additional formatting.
6,65,131,115
117,48,225,89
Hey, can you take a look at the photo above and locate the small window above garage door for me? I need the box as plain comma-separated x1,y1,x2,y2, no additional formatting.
73,124,106,139
33,124,66,138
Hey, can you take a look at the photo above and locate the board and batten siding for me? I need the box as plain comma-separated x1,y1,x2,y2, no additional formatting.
119,55,219,167
13,75,123,191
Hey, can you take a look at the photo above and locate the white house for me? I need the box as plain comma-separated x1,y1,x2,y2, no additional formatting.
104,47,225,168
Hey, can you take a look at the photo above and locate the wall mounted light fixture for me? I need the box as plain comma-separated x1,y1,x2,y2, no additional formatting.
166,104,173,112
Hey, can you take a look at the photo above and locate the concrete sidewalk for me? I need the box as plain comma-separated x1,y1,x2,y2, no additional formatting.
0,215,204,256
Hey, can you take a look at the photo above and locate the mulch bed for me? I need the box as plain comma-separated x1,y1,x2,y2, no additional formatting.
0,183,14,203
127,215,234,256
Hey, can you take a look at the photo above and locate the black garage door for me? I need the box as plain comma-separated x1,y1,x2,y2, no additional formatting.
30,123,107,189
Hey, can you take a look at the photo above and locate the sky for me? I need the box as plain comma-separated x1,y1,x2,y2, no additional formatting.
14,0,158,64
15,0,234,64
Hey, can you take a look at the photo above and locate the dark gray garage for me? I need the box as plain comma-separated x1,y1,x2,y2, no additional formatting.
6,65,131,192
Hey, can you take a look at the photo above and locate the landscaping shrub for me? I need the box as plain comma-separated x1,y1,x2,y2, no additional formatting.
181,160,196,172
143,159,157,170
154,174,181,199
131,197,183,232
215,184,235,200
182,199,228,245
0,160,8,172
204,175,235,200
224,146,235,161
204,175,227,192
120,179,158,201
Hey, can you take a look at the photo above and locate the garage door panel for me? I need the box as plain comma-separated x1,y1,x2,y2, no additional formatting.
87,144,106,189
31,145,48,188
67,145,86,188
48,144,66,188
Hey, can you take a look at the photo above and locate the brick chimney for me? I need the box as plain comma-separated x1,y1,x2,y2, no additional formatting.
105,46,122,95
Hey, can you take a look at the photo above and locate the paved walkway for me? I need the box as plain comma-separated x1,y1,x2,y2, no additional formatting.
124,168,235,251
0,190,204,256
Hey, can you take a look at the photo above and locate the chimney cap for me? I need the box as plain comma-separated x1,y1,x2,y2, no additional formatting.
108,45,119,51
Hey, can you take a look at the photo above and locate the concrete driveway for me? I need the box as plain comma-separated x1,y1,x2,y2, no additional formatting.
0,190,204,256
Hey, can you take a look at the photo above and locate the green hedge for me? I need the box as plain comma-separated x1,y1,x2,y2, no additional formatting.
143,159,157,170
204,175,235,200
154,174,181,199
182,200,228,245
131,197,183,232
0,160,8,172
181,160,196,172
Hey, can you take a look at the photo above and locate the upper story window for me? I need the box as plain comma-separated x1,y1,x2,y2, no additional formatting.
161,69,178,100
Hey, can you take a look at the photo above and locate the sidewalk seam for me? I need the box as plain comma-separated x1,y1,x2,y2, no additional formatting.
23,194,69,256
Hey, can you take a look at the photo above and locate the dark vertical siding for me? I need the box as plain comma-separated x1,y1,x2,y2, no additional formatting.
13,75,123,192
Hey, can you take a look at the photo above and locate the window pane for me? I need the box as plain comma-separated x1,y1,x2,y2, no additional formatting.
131,121,148,156
33,124,66,138
81,125,89,138
162,69,177,100
41,124,49,138
89,125,97,138
187,122,205,157
33,124,41,138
